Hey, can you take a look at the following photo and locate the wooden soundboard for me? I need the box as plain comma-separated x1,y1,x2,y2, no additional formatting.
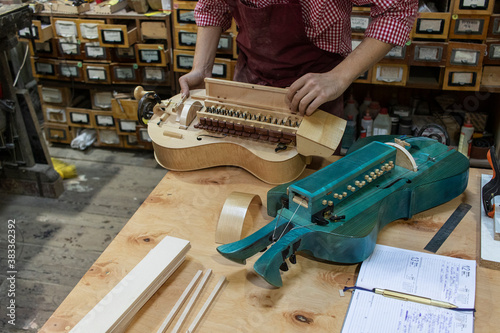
136,79,346,184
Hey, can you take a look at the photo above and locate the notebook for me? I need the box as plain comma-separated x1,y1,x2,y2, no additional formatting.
341,244,476,333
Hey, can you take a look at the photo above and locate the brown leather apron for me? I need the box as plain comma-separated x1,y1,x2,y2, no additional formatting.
226,0,344,116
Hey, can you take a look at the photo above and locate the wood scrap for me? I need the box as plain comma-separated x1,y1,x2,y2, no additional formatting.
186,276,226,333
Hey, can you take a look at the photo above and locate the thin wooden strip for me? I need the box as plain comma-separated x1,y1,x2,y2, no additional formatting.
156,270,203,333
171,269,212,333
186,276,226,333
69,236,190,333
215,192,262,244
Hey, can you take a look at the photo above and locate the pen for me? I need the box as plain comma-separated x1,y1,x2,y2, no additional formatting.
374,288,458,309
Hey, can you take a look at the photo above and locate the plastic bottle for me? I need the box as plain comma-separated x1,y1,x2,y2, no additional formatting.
344,96,359,121
373,108,392,135
367,101,381,120
361,112,373,137
359,93,372,116
457,117,474,158
341,115,356,152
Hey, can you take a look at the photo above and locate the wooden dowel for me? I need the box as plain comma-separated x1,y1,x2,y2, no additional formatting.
171,269,212,333
156,270,203,333
186,276,226,333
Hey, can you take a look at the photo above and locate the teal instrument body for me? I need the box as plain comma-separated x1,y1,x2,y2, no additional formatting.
217,137,470,287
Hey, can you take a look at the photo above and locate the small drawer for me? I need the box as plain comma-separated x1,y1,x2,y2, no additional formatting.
452,0,494,15
217,34,234,55
123,134,145,149
98,24,138,48
58,61,84,81
173,8,196,27
31,57,58,80
449,15,489,40
38,85,71,106
92,110,116,129
111,46,136,63
484,40,500,65
141,21,170,40
19,20,53,42
111,99,138,120
83,43,110,61
481,66,500,87
111,63,141,84
446,42,486,68
96,129,123,148
174,26,197,50
83,63,111,84
411,12,451,40
42,104,67,124
409,42,447,66
57,38,84,60
174,49,232,79
380,45,409,64
350,11,371,33
45,123,72,144
117,119,139,135
77,19,105,42
142,66,169,84
443,67,482,91
66,107,95,128
371,63,408,86
136,126,153,149
52,18,78,38
488,15,500,38
173,0,197,10
135,44,169,66
29,39,58,58
91,90,114,110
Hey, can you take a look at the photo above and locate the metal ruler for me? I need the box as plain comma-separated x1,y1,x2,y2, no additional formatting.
424,203,472,253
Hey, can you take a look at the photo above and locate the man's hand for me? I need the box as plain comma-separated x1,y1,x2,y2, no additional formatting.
286,71,349,116
179,70,209,99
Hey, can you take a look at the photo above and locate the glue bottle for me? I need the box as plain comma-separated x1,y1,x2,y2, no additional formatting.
361,112,373,137
373,108,392,135
458,117,474,158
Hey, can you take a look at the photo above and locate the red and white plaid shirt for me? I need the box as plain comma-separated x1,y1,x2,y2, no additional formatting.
195,0,418,57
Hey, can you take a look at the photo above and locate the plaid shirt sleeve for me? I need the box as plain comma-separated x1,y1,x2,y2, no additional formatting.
352,0,418,46
194,0,233,32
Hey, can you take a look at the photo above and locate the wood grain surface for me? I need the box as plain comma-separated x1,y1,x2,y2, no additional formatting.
39,164,500,333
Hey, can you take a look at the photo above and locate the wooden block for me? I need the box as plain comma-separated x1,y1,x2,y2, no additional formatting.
83,63,111,84
411,12,451,40
111,98,138,120
371,63,408,86
68,236,190,333
449,14,489,40
66,108,95,128
52,18,78,38
93,0,128,14
45,123,72,144
446,41,486,69
141,21,169,40
110,63,141,84
484,39,500,65
488,15,500,38
408,41,447,67
42,104,67,124
38,85,71,106
480,175,500,270
452,0,494,15
30,57,58,80
49,1,90,14
443,67,482,91
98,24,138,48
481,66,500,87
135,44,169,67
92,110,116,130
77,19,105,42
58,60,84,82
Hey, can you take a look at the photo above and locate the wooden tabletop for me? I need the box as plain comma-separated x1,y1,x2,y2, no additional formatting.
40,162,500,333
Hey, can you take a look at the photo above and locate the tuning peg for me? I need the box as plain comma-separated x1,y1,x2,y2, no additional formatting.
289,254,297,264
279,262,289,271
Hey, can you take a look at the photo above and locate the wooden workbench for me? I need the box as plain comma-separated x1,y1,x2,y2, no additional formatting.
40,163,500,333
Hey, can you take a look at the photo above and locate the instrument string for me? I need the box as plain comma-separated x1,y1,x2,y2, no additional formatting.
276,199,304,243
271,201,285,242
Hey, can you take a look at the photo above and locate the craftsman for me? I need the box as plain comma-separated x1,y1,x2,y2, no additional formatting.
178,0,418,117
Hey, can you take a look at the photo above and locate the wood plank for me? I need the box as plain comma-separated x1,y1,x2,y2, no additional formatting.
186,276,226,333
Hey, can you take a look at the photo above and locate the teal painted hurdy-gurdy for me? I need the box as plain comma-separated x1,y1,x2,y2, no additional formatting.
217,136,470,287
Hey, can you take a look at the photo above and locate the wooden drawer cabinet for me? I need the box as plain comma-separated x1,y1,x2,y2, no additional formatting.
443,67,482,91
98,24,138,48
446,42,486,69
83,63,111,84
452,0,494,15
449,15,489,40
135,44,168,67
412,13,451,40
77,19,105,42
38,85,71,106
45,124,72,144
484,40,500,65
409,42,447,67
19,20,53,42
92,110,116,130
111,64,141,84
59,60,84,81
66,107,94,128
371,63,408,86
174,49,232,79
42,104,67,124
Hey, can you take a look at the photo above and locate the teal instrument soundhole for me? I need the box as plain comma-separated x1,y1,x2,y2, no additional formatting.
217,136,470,287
